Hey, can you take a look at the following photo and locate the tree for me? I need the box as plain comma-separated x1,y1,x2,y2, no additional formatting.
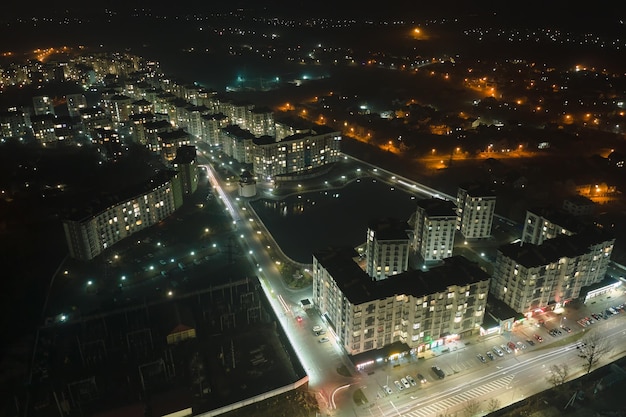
546,363,570,387
577,331,613,374
462,399,481,417
486,398,501,413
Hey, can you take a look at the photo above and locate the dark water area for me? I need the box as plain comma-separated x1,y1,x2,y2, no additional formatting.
249,177,420,263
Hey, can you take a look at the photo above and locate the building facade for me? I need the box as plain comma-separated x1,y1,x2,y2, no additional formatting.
412,198,457,262
63,170,184,261
365,218,411,280
490,231,615,314
456,183,496,239
312,249,489,357
252,127,341,181
521,207,582,245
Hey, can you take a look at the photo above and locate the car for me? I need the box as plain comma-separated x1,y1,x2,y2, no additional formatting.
516,341,526,350
507,341,517,351
477,354,486,363
312,325,322,333
526,339,535,346
296,315,303,322
562,326,571,333
534,334,543,343
401,377,410,389
406,375,417,386
431,366,445,379
417,373,427,383
315,329,326,336
486,351,495,361
501,344,512,354
394,380,404,391
159,259,167,265
492,346,504,357
319,337,329,343
383,385,393,395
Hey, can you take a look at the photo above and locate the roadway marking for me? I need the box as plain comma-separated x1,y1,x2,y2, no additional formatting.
405,374,516,417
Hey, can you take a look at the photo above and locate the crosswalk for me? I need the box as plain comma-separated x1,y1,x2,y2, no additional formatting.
402,374,516,417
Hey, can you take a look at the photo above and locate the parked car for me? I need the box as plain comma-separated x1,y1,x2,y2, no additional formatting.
401,378,410,389
394,380,404,391
406,375,417,386
477,354,487,363
383,385,393,395
526,339,535,346
492,346,504,357
431,366,445,379
534,334,543,343
417,373,427,383
486,351,495,361
501,344,512,354
507,341,517,351
516,341,526,350
318,337,329,343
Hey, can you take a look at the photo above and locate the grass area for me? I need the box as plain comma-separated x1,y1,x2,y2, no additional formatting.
352,388,368,406
280,263,313,289
337,364,352,377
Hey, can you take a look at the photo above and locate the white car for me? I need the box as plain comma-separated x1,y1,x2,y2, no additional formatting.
516,341,526,350
406,375,417,386
493,346,504,357
394,380,404,391
383,385,393,395
401,377,410,389
312,325,322,333
318,337,329,343
501,344,512,354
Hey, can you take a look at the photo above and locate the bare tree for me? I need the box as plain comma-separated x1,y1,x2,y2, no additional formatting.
546,363,570,387
486,398,501,413
577,331,613,374
462,399,481,417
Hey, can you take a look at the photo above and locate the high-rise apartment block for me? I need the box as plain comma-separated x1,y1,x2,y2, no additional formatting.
456,182,496,239
412,198,457,262
365,218,411,280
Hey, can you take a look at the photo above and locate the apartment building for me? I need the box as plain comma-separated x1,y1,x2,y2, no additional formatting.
171,145,199,196
521,206,585,245
456,182,496,239
365,218,411,280
252,127,341,181
221,125,257,164
201,113,229,146
312,248,489,357
0,109,30,139
65,93,88,117
490,230,615,314
63,170,184,261
247,106,275,138
412,198,457,262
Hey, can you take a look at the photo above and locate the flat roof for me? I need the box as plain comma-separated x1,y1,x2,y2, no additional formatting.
313,248,490,305
498,229,615,268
